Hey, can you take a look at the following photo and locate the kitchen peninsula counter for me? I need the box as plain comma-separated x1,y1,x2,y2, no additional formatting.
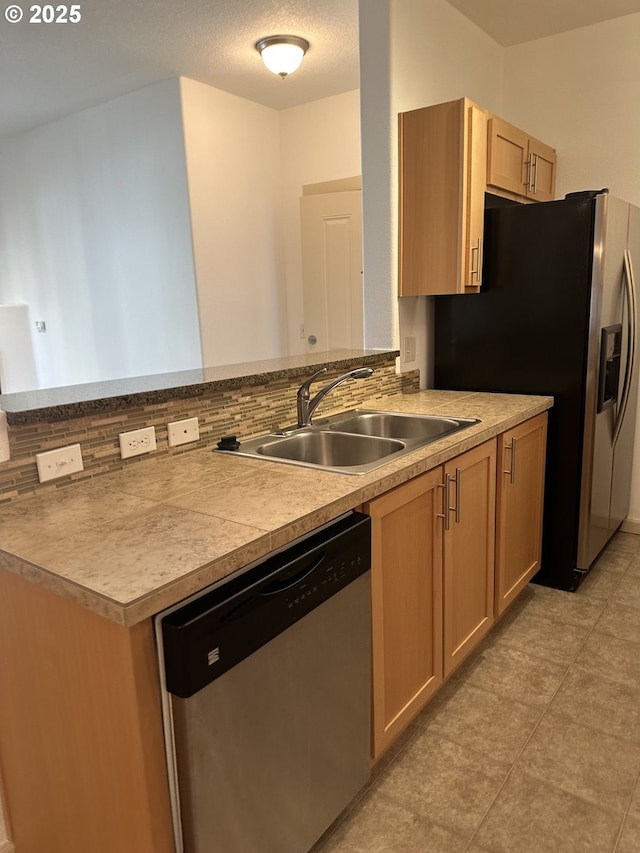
0,390,553,626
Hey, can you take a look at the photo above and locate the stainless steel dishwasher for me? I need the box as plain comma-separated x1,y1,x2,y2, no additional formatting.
156,511,372,853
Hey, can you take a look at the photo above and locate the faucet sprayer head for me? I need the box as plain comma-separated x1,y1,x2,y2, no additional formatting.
296,366,374,427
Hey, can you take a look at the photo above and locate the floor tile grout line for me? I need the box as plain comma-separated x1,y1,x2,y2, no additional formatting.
315,534,638,852
312,720,427,851
461,666,573,852
463,574,628,852
396,575,626,851
612,764,640,853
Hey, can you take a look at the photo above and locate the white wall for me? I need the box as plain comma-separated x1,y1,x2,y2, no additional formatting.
502,16,640,205
172,82,363,366
359,0,393,353
359,0,504,378
0,79,202,388
359,3,640,526
279,90,362,355
502,14,640,528
0,305,38,393
391,0,504,385
180,78,287,366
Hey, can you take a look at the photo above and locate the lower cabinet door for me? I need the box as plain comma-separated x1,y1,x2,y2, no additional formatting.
365,468,444,761
443,439,497,677
495,413,548,615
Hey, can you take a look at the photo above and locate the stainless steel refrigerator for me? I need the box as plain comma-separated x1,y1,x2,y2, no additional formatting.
434,190,639,591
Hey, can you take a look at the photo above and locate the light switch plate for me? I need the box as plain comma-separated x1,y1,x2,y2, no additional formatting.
36,444,84,483
167,417,200,447
403,336,416,363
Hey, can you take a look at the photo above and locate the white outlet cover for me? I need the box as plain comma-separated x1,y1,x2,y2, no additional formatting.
36,443,84,483
119,426,157,459
167,417,200,447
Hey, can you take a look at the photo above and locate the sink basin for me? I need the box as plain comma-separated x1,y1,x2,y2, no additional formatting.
327,411,475,441
217,409,480,475
256,430,404,468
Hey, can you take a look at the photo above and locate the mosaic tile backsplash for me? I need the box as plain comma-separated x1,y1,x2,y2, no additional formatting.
1,359,419,502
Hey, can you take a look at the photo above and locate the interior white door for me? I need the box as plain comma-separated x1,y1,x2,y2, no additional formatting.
300,189,363,353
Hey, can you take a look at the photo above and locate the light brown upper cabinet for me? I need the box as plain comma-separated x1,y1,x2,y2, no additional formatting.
399,98,558,297
399,97,488,296
487,115,557,203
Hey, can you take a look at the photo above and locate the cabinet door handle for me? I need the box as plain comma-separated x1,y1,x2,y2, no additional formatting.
526,153,538,194
438,470,462,528
531,154,538,195
503,437,517,484
470,238,482,282
437,475,452,530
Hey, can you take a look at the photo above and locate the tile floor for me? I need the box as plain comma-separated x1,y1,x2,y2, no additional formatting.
314,531,640,853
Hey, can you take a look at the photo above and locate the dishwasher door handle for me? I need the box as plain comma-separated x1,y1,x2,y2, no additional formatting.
260,552,327,595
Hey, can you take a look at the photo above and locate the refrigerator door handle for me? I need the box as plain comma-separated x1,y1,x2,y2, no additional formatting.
612,248,638,448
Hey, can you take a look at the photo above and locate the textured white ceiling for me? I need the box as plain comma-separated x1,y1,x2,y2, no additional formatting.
1,0,360,138
2,0,639,140
447,0,640,46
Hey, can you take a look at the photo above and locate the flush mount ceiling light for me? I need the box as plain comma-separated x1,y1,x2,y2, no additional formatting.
255,35,309,79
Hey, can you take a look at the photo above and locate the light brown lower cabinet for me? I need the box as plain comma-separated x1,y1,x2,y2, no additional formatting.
0,569,174,853
495,413,548,615
366,421,551,762
365,468,444,760
366,438,497,761
442,440,497,677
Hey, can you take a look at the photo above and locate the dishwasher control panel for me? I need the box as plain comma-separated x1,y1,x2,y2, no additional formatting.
161,512,371,699
287,553,363,609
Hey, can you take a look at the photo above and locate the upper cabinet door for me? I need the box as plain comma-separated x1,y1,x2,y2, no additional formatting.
526,137,556,202
464,104,488,289
487,115,557,202
487,116,529,197
398,98,487,296
399,98,558,297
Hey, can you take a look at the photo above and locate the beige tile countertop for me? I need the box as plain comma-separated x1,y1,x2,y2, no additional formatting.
0,390,552,626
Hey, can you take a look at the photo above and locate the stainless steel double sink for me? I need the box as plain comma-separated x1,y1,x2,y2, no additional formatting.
217,409,479,475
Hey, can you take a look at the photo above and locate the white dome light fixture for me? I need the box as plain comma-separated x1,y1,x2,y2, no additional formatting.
255,35,309,79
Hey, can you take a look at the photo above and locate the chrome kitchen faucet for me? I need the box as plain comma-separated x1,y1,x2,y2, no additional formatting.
296,367,374,428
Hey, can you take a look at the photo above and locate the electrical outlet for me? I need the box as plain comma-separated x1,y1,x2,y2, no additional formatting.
167,417,200,447
119,426,157,459
36,444,84,483
403,336,416,363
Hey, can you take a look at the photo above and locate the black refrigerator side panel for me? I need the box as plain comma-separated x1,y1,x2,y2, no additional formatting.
434,197,597,589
